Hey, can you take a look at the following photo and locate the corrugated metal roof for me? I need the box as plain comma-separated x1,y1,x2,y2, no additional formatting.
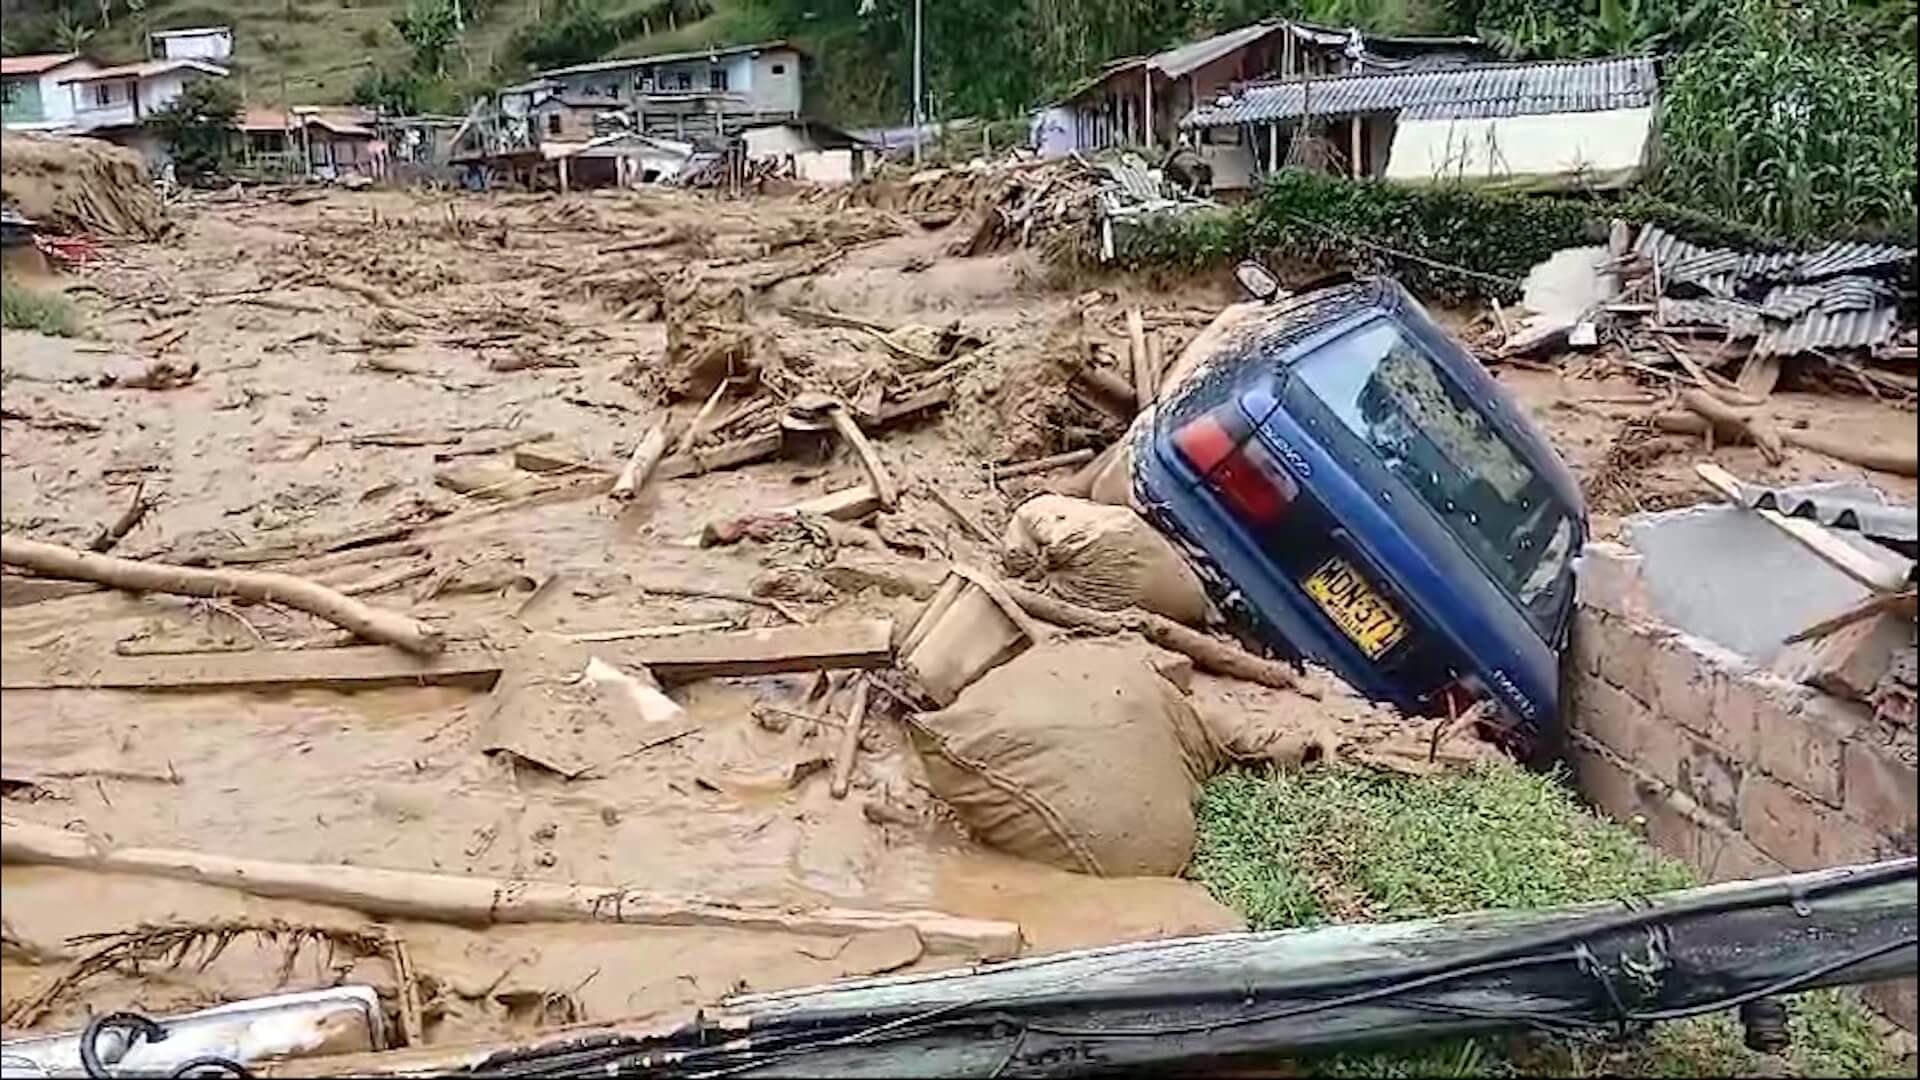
1635,225,1915,298
1757,277,1896,321
1754,305,1902,357
1181,55,1656,128
1153,22,1287,79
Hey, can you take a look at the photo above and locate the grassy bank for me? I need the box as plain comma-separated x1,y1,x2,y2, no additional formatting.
1,278,82,337
1188,763,1904,1077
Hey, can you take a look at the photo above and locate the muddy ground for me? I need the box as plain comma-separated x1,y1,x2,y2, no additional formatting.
2,184,1914,1054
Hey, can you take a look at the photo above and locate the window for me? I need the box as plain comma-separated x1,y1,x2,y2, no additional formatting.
0,81,17,107
709,68,728,92
1290,318,1575,626
92,82,114,107
676,71,692,91
771,63,786,75
546,113,562,136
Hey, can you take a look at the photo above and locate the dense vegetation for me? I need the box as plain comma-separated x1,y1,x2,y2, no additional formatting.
1190,763,1902,1077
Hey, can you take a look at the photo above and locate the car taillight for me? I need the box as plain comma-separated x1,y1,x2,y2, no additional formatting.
1172,410,1299,527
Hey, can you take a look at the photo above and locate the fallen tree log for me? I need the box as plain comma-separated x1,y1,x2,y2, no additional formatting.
1001,581,1306,693
0,535,442,655
1678,389,1784,464
0,820,1019,960
1653,413,1919,477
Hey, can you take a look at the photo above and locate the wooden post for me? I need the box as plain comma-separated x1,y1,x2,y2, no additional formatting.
1350,116,1363,178
1143,69,1154,150
1268,122,1278,172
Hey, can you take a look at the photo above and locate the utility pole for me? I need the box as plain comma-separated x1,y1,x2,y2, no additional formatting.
910,0,923,164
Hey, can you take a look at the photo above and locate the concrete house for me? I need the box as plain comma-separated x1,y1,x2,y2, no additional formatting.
529,40,805,139
52,58,229,167
1179,55,1659,193
149,26,234,62
1,53,100,131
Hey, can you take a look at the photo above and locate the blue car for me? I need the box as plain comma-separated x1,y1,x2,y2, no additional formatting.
1132,274,1586,748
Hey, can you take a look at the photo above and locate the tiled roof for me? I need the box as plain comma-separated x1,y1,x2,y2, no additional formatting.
1,53,82,76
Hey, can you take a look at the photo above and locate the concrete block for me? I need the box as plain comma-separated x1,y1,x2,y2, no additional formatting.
1648,634,1717,736
1863,977,1919,1033
1696,826,1786,883
1568,735,1647,827
1572,676,1681,779
1702,665,1801,761
1569,609,1606,679
1741,772,1891,870
1754,695,1856,806
1624,491,1880,665
1575,542,1649,620
1740,772,1825,870
1637,785,1704,867
1773,613,1915,702
1843,739,1919,847
1675,734,1743,820
1578,607,1665,702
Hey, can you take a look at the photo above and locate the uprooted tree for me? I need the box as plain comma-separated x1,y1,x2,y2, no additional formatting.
143,77,240,186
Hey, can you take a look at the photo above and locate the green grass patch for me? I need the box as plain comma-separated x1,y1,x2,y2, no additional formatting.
1189,762,1904,1078
1,278,82,337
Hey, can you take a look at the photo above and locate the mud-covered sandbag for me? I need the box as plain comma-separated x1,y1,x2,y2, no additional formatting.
1002,494,1209,625
907,640,1219,877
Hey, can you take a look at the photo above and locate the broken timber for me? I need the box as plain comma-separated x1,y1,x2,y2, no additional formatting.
0,820,1019,960
0,620,895,692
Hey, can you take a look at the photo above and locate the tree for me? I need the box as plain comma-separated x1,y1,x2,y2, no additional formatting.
393,0,460,77
146,77,241,185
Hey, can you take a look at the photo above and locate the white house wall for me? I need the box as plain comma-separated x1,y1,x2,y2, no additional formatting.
747,51,801,115
1383,106,1653,193
155,29,233,61
26,59,96,128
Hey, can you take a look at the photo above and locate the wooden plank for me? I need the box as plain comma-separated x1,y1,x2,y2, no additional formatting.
0,621,895,692
1695,463,1912,593
1736,351,1783,398
515,431,783,482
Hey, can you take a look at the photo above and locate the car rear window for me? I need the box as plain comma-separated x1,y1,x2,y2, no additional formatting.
1289,317,1575,630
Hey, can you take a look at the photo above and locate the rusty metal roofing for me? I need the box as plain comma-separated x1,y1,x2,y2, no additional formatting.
1180,55,1656,128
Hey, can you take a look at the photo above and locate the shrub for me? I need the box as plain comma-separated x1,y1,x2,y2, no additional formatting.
1,279,82,337
1242,169,1593,302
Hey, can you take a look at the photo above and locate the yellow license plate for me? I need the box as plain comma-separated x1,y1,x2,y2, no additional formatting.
1303,557,1409,660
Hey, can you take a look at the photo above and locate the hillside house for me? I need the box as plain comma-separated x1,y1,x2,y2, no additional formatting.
238,107,379,180
1041,20,1487,160
1,53,99,131
528,40,805,139
1179,55,1659,193
149,26,234,62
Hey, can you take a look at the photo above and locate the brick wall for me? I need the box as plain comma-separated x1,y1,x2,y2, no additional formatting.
1568,543,1918,1029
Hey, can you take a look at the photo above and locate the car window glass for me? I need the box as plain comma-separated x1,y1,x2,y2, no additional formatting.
1293,317,1575,623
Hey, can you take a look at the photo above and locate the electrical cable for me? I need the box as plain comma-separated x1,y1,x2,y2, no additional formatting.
81,1012,168,1079
465,860,1917,1078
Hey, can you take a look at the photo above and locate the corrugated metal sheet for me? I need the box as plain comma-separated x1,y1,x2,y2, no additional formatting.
1153,22,1287,79
1181,56,1656,128
1727,481,1917,543
1754,305,1901,357
1635,225,1914,298
1635,225,1914,356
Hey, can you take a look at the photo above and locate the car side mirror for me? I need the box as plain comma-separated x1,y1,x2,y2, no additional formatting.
1234,260,1284,303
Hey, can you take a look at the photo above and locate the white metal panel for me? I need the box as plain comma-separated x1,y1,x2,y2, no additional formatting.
1383,105,1652,192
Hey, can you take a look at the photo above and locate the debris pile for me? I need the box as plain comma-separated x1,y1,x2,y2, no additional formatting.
0,133,171,240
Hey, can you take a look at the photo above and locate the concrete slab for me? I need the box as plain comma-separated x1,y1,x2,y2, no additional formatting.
1622,482,1893,664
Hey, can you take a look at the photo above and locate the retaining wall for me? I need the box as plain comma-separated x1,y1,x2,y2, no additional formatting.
1567,541,1918,1029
